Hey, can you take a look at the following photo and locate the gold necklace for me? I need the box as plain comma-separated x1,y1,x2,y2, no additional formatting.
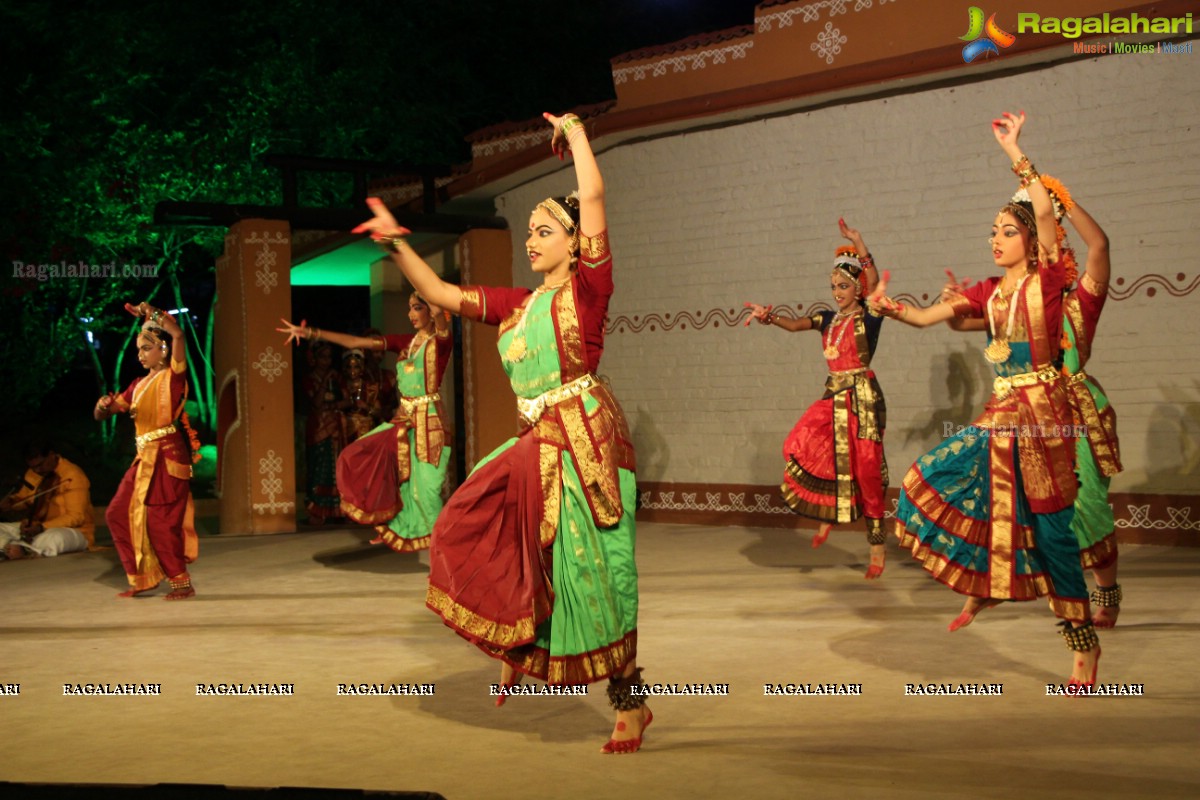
823,310,859,359
403,330,432,372
984,274,1030,364
505,279,569,363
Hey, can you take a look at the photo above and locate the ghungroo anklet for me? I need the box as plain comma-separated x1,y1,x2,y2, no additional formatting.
1058,620,1099,651
1090,583,1122,608
606,668,646,712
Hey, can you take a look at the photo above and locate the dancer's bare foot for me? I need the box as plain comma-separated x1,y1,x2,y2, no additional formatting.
1062,621,1101,693
1069,645,1101,688
601,705,652,754
495,662,522,707
864,544,885,579
811,523,832,549
1090,582,1121,629
368,535,385,546
948,596,1001,631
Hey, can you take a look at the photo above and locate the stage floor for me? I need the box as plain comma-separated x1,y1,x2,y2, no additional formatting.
2,523,1198,800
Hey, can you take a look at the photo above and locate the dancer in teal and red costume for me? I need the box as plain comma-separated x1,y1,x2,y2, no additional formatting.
278,293,451,553
353,108,649,753
745,220,888,578
869,112,1101,691
945,179,1124,628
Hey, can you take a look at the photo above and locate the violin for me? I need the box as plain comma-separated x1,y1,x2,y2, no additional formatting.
17,472,70,540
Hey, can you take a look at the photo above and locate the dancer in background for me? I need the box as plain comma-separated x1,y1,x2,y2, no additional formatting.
944,183,1123,626
869,112,1100,690
353,109,648,753
300,341,344,525
745,219,887,578
279,294,451,553
95,302,198,599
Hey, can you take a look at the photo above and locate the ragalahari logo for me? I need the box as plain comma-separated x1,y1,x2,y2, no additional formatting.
960,7,1017,62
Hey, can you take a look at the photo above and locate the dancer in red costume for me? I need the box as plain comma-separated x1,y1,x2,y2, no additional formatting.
870,113,1100,691
944,181,1124,627
746,219,887,578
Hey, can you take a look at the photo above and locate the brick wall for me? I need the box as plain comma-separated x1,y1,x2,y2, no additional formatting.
494,51,1200,536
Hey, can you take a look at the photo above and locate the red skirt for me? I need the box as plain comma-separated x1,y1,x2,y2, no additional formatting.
337,426,402,525
426,433,554,654
781,393,887,523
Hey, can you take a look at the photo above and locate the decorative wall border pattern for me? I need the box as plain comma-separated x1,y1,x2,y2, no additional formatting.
1110,272,1198,300
636,482,1200,545
757,0,897,33
612,41,754,85
607,279,1196,334
471,130,553,161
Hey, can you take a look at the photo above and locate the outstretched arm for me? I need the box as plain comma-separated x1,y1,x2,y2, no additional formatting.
1065,202,1110,288
276,320,384,350
941,271,987,331
867,271,957,328
744,302,814,332
993,111,1057,262
352,200,462,313
546,111,605,236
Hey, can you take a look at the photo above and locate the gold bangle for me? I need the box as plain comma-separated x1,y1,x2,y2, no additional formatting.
378,235,407,254
559,115,582,138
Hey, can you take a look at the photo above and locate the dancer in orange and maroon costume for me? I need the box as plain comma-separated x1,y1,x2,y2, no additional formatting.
95,302,198,599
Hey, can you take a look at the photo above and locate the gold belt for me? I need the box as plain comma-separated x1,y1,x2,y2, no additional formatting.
135,423,177,452
827,367,869,392
1067,370,1090,386
517,374,598,426
992,366,1060,400
399,392,440,414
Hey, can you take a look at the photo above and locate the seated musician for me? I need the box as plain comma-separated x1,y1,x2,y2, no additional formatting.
0,441,95,559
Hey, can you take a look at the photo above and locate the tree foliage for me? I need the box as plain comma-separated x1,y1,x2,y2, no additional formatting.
0,0,761,429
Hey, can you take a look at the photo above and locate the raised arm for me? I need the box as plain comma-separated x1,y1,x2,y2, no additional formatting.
430,300,450,338
1065,202,1110,288
124,302,186,369
276,320,385,351
838,218,878,295
547,111,605,236
993,111,1057,262
352,200,462,313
